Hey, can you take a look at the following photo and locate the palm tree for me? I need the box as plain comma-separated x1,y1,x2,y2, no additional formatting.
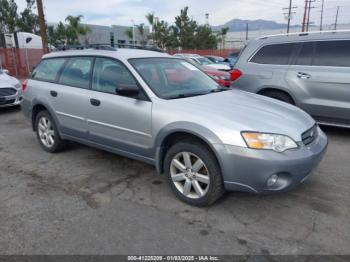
136,23,146,46
220,27,229,49
124,27,133,42
145,12,154,44
65,15,90,45
145,12,154,29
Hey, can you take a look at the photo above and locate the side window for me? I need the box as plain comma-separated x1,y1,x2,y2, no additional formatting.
32,58,66,81
313,40,350,67
92,57,138,94
295,42,315,66
250,43,295,65
59,57,93,89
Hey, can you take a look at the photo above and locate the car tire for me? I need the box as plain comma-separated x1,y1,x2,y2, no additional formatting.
164,140,225,206
263,90,294,105
35,110,66,153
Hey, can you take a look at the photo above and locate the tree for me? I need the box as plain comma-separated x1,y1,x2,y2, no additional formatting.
145,12,154,30
47,22,66,46
65,15,90,45
136,23,146,46
145,12,154,43
124,27,133,41
174,6,197,49
17,0,39,34
194,25,218,49
0,0,19,33
219,27,229,49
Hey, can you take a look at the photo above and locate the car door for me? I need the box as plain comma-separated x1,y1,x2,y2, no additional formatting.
87,57,152,157
50,56,94,138
286,40,350,125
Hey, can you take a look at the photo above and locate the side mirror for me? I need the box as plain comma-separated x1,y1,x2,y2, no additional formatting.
116,84,140,97
2,69,9,74
26,37,32,44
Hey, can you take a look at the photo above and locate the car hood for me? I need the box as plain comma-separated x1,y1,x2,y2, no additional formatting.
165,90,315,143
0,73,20,87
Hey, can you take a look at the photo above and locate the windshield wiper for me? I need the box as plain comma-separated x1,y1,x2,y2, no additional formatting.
210,87,232,93
167,92,209,99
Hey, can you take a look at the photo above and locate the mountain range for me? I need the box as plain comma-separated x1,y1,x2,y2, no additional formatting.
212,19,300,32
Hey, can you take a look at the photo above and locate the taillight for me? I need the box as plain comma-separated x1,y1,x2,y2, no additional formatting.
230,69,242,81
22,79,28,92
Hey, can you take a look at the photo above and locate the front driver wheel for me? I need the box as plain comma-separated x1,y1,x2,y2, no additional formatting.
164,141,224,206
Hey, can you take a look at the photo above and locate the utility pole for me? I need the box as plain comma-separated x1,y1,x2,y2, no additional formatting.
320,0,325,31
334,6,339,30
36,0,49,53
301,0,308,32
283,0,297,34
306,0,316,32
245,23,249,41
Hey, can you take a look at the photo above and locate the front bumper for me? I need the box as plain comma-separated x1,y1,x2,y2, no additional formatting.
0,89,22,108
218,127,328,194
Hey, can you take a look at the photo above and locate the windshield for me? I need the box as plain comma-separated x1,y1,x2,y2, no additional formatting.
129,58,220,99
195,57,213,65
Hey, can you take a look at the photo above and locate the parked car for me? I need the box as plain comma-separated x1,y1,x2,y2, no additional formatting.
21,48,328,206
173,53,231,71
205,55,232,69
231,30,350,128
0,69,22,108
227,52,239,67
179,57,232,88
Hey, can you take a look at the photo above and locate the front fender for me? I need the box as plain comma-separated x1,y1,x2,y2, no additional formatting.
153,121,225,173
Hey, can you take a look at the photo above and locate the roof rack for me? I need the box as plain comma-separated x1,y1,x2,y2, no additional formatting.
257,29,350,40
53,43,165,53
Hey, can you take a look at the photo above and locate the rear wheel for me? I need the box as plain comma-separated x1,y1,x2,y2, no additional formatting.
261,90,294,105
35,110,66,153
164,141,225,206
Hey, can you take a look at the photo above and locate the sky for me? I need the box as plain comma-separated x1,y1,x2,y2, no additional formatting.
15,0,350,27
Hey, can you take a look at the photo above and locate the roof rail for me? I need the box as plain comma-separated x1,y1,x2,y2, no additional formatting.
256,29,350,40
53,43,165,53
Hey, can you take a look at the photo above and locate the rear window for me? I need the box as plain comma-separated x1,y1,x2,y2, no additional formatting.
250,43,295,65
32,58,66,81
313,40,350,67
58,57,93,89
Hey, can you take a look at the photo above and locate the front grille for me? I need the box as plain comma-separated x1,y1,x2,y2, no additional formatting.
302,124,318,145
0,99,15,105
0,88,17,97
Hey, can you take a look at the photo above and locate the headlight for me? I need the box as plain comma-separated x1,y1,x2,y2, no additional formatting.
241,132,298,152
15,83,21,89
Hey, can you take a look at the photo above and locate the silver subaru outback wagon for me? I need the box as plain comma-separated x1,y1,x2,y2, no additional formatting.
21,48,328,206
231,30,350,128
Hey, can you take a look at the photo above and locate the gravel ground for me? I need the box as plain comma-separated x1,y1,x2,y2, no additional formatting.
0,107,349,255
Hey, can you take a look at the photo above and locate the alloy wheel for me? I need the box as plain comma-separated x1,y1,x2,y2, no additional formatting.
38,116,55,148
170,152,210,199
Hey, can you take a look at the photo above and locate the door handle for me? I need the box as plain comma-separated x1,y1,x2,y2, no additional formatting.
50,90,58,97
297,72,311,79
90,98,101,106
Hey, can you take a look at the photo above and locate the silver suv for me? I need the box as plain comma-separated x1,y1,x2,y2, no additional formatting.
232,30,350,128
21,48,327,206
